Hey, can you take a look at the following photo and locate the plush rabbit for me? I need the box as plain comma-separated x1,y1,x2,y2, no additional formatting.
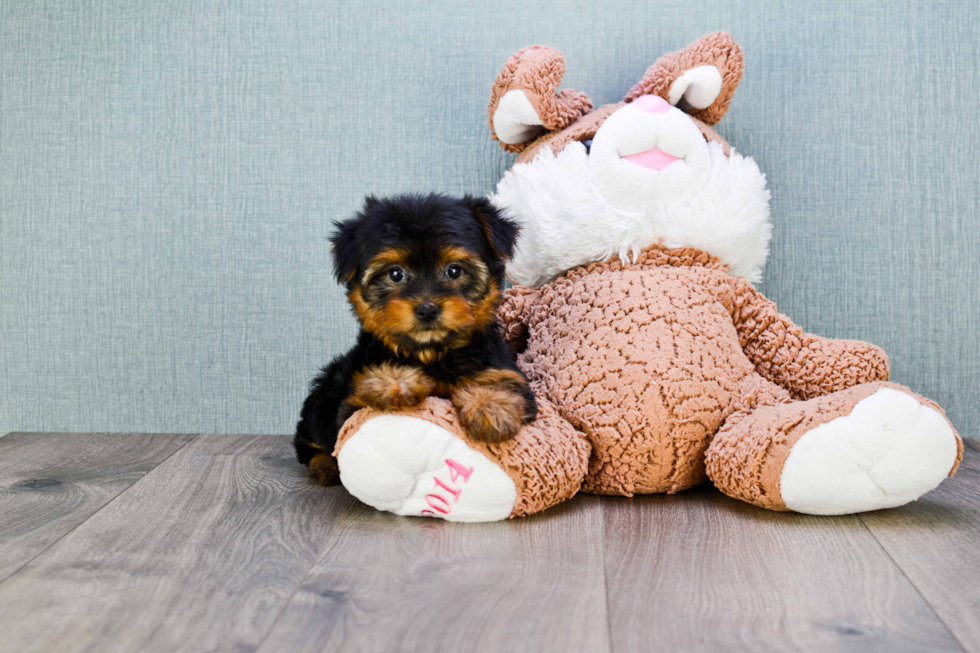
330,33,962,521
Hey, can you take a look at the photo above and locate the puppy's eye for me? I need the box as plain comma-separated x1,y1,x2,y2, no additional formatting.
387,267,406,283
445,264,463,280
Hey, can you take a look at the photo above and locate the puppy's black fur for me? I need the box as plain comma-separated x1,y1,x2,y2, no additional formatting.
294,193,537,486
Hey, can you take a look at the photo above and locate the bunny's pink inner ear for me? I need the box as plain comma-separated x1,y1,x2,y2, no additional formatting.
624,32,744,126
488,46,593,153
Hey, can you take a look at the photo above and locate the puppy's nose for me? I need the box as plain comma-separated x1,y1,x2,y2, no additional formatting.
414,302,441,322
632,94,671,114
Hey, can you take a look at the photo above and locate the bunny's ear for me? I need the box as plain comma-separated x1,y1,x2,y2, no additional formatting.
488,46,594,153
624,32,744,125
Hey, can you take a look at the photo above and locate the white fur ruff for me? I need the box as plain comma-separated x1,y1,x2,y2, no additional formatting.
491,141,772,287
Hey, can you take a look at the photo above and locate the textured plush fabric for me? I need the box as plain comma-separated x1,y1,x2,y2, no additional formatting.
505,34,742,162
726,276,891,400
515,103,622,165
497,243,959,498
488,46,593,153
336,396,590,518
1,1,977,438
706,381,964,510
624,32,744,126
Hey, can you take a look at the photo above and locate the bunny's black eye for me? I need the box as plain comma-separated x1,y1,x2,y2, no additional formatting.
445,264,463,280
387,267,405,283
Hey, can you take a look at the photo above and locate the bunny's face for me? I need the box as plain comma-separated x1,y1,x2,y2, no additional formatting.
487,34,772,287
586,94,717,210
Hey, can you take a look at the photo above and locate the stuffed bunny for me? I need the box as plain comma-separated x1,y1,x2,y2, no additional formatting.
330,33,962,521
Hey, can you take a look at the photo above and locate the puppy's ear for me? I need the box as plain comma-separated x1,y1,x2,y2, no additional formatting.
329,216,361,285
463,195,519,260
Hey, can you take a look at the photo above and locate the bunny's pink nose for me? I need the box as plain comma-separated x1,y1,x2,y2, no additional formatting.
632,94,671,114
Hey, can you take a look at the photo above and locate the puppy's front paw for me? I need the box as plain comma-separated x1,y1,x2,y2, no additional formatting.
308,453,341,486
451,385,526,443
351,363,435,411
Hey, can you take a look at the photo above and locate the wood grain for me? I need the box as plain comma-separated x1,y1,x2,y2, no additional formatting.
0,432,195,583
860,442,980,653
602,484,964,653
0,433,976,653
256,496,610,653
0,434,355,653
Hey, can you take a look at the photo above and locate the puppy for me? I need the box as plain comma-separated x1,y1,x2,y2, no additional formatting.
294,193,538,486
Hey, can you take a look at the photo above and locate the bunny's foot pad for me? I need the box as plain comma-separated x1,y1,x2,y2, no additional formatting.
337,414,518,522
780,388,961,515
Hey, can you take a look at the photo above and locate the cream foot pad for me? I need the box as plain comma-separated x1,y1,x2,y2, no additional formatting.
780,388,960,515
337,415,518,522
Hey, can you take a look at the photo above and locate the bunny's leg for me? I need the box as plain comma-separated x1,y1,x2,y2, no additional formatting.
706,378,962,514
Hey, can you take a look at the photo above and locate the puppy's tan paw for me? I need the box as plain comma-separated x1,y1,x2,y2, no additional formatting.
452,385,526,443
308,453,341,486
468,368,527,393
351,363,435,411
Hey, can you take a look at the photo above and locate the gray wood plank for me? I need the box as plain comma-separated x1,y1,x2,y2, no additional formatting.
603,485,963,653
860,442,980,653
0,434,354,653
256,496,610,653
0,432,195,583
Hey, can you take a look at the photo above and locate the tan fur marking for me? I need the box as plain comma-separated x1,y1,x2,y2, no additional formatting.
440,245,492,292
439,245,480,268
360,247,410,285
416,349,441,365
308,453,340,486
349,289,441,357
471,283,501,330
381,297,421,334
347,287,377,329
350,362,436,411
439,296,478,333
467,368,527,393
451,384,526,443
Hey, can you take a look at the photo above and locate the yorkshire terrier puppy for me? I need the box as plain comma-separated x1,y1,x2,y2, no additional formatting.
294,193,538,486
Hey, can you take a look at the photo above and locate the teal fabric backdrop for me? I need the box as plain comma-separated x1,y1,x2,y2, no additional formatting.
1,0,977,437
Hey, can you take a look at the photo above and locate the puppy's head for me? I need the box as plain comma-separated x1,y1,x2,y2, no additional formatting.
331,193,519,361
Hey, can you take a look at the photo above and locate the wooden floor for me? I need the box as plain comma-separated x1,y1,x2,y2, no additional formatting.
0,433,977,653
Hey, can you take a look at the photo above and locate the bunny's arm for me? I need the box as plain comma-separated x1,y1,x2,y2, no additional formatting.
497,285,543,354
724,276,890,400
